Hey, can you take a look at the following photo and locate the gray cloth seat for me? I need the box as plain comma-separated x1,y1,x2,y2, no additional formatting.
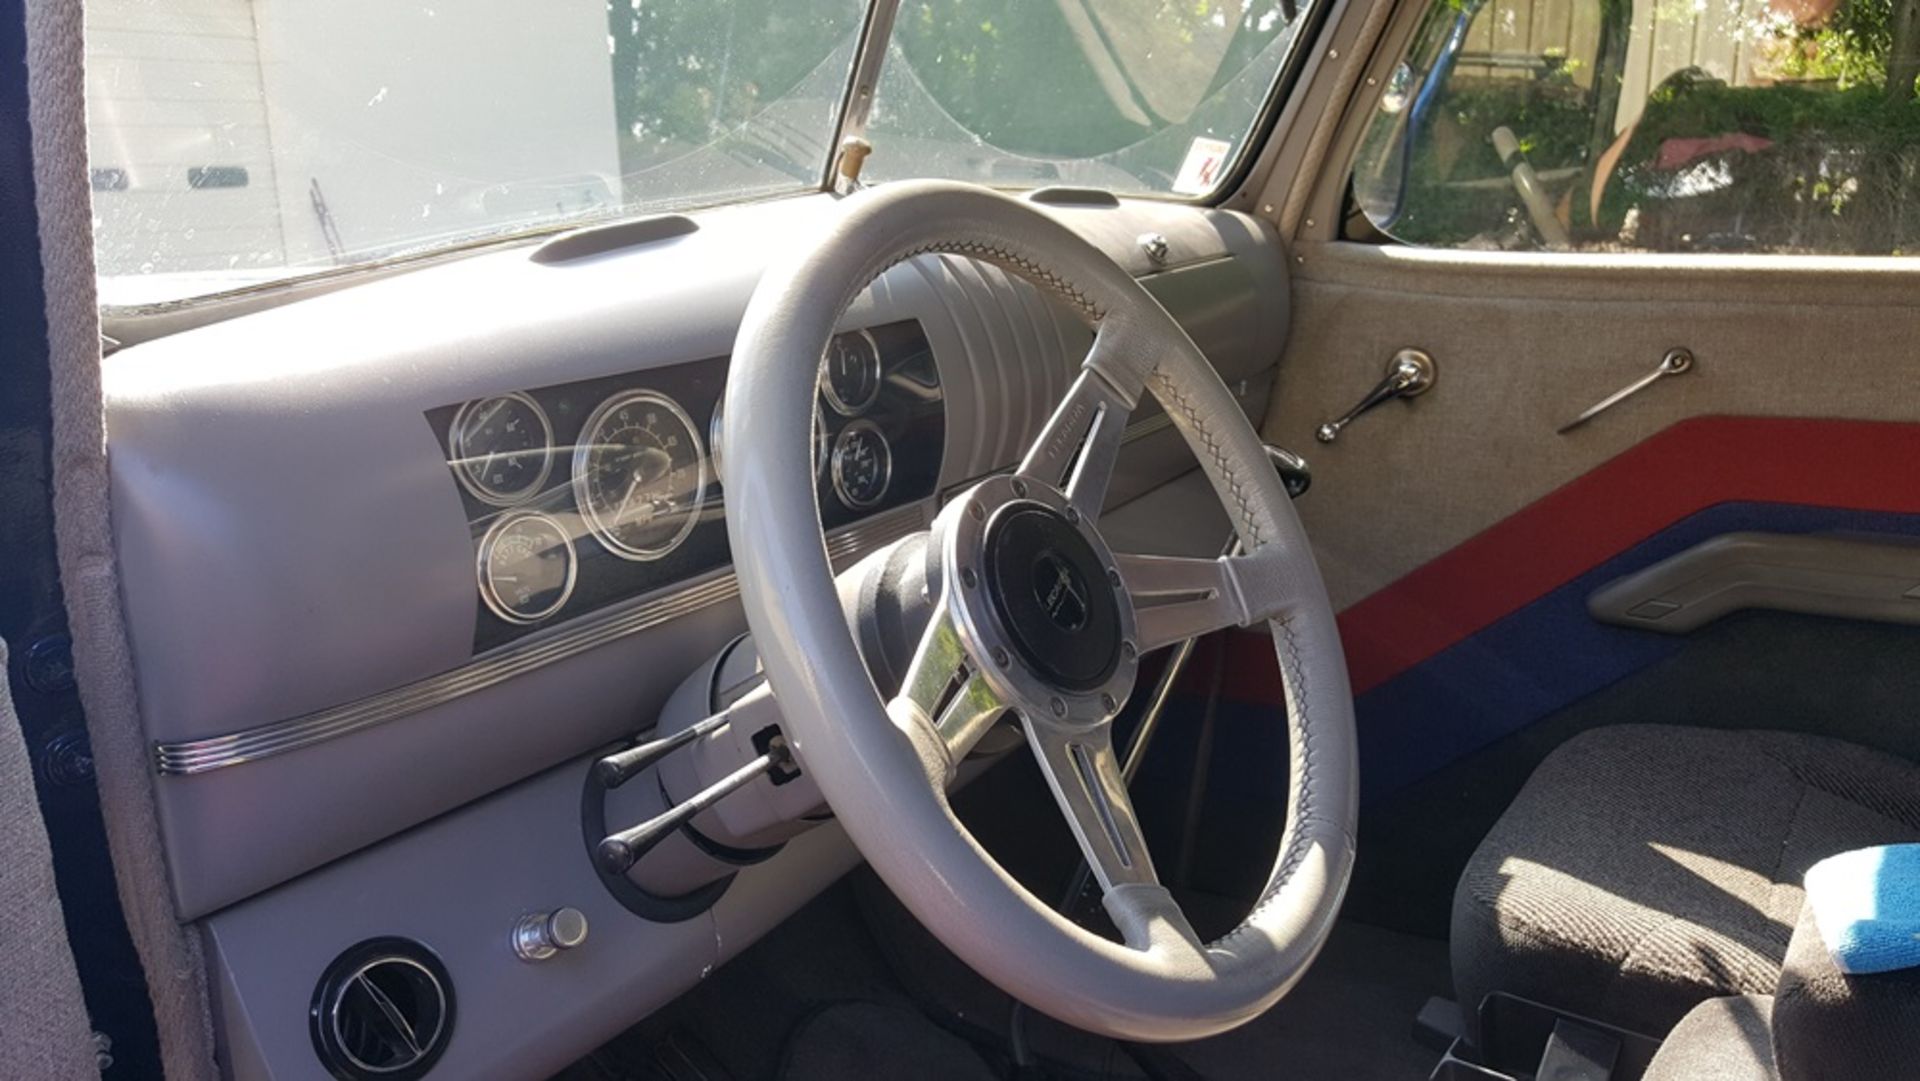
1452,725,1920,1038
1642,994,1781,1081
1644,908,1920,1081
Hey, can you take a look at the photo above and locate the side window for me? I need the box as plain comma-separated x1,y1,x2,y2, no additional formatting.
1351,0,1920,254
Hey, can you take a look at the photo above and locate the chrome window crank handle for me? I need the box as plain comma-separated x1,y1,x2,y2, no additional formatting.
1316,349,1437,444
1558,348,1693,434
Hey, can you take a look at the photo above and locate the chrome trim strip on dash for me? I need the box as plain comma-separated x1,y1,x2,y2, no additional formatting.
153,504,931,776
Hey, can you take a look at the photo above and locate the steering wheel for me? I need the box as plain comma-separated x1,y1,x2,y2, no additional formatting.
722,181,1357,1042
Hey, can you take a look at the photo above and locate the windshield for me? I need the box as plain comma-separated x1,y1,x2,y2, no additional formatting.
85,1,1314,307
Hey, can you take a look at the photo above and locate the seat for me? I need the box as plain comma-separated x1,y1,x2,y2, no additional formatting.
1643,908,1920,1080
1452,725,1920,1038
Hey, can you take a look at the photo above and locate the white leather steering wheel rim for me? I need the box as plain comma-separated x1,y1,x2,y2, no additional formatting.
724,180,1357,1042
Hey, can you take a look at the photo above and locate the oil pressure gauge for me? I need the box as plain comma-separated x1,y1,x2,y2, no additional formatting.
822,330,883,416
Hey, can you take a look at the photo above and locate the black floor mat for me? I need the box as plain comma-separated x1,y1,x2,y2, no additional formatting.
779,1001,998,1080
853,869,1451,1080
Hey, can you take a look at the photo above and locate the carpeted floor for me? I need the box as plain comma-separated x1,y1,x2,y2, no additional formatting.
565,873,1451,1080
563,652,1455,1080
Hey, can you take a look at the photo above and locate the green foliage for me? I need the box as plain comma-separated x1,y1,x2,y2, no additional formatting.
1775,0,1898,90
606,0,1299,173
609,0,862,172
1376,68,1597,246
1609,74,1920,251
1363,0,1920,253
889,1,1296,158
1627,71,1920,150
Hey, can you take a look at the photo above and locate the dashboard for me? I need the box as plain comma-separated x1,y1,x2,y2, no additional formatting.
101,191,1289,1080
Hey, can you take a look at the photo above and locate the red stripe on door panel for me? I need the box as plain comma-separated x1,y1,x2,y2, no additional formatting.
1331,417,1920,697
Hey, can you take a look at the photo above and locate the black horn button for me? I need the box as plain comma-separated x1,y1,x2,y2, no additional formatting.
983,504,1121,692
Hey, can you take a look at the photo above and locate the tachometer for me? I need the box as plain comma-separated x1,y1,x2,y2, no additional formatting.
821,330,883,416
830,420,892,510
450,392,554,505
476,512,576,624
572,390,708,560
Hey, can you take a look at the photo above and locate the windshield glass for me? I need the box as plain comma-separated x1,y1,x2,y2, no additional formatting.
85,0,1313,307
871,2,1309,192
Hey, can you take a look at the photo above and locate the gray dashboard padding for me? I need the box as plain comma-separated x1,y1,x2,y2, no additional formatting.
0,640,101,1080
24,0,219,1075
107,193,1284,919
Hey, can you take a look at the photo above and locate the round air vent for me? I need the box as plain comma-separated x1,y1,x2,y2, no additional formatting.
310,938,454,1080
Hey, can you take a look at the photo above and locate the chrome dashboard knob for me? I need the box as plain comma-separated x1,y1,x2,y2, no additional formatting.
512,907,588,962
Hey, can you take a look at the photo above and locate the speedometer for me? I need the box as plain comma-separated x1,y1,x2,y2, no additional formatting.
572,390,709,560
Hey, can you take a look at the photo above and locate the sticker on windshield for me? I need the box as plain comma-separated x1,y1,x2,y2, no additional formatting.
1172,137,1234,196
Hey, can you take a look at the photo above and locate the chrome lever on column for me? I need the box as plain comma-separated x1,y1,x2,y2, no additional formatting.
1315,349,1437,444
595,735,794,876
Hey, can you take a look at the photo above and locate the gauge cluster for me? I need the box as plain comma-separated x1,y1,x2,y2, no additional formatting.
427,320,943,652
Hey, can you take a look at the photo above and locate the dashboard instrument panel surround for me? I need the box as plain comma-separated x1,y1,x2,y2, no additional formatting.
427,319,944,654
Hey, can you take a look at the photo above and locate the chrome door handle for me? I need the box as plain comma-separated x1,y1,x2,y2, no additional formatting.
1557,348,1693,434
1316,349,1437,444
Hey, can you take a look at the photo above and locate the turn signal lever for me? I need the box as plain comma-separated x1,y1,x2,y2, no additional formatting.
593,710,732,789
591,681,800,877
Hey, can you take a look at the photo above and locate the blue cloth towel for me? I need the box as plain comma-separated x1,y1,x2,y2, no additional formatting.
1804,844,1920,975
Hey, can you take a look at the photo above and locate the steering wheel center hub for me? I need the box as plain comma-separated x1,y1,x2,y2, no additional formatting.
983,504,1121,690
935,473,1139,726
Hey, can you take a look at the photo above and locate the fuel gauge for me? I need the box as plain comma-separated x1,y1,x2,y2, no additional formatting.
476,512,577,624
830,420,892,510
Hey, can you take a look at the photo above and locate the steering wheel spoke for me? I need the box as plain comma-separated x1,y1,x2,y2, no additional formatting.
1115,548,1289,655
1018,338,1137,515
1023,718,1159,894
886,601,1005,774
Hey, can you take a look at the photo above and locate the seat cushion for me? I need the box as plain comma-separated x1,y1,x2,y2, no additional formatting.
1772,905,1920,1080
1452,725,1920,1037
1643,995,1781,1081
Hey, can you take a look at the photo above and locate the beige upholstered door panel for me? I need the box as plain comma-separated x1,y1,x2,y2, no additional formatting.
1265,241,1920,612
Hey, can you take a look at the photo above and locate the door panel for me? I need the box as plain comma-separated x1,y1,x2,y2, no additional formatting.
1250,239,1920,934
1268,242,1920,613
1254,238,1920,795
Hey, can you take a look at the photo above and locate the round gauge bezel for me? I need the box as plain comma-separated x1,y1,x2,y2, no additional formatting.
450,391,556,507
475,511,578,625
571,389,710,562
820,329,884,417
830,419,893,510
